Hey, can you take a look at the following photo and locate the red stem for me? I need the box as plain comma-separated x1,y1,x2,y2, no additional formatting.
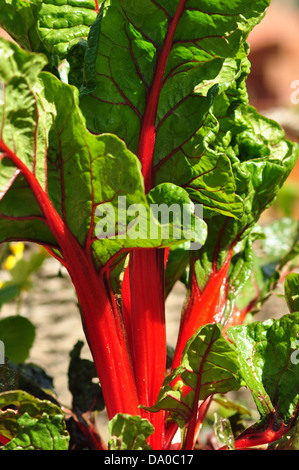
219,414,295,450
129,248,166,449
94,0,99,14
130,2,187,448
171,249,233,371
0,141,140,419
182,335,215,451
0,433,10,446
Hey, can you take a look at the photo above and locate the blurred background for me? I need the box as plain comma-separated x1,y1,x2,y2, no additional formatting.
247,0,299,214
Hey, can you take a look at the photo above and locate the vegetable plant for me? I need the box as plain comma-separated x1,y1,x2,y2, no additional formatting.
0,0,298,451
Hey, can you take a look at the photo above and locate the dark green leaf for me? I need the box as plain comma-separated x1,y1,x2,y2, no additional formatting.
227,313,299,425
0,316,35,364
8,362,58,405
68,341,104,413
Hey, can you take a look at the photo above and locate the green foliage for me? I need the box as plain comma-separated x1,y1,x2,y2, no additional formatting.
68,341,105,414
143,324,242,428
227,313,299,425
108,414,154,450
0,316,35,364
0,390,69,450
0,0,298,451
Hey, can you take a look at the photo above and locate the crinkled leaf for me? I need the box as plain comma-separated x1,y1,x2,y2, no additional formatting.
192,104,298,323
143,324,242,427
0,39,58,248
3,411,68,450
0,39,48,192
285,274,299,314
0,390,69,449
227,313,299,425
108,413,154,450
36,0,98,58
0,316,35,364
0,0,98,58
79,0,272,219
0,0,41,52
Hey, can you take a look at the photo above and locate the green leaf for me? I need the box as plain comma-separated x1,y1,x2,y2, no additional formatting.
227,313,299,425
143,324,242,427
41,73,206,265
0,316,35,364
0,0,98,58
4,251,48,294
108,413,154,450
0,40,206,272
0,284,20,308
0,39,48,191
37,0,98,58
79,0,272,219
0,0,41,52
0,39,59,248
192,105,298,312
0,390,69,449
8,362,59,405
285,274,299,313
68,341,105,413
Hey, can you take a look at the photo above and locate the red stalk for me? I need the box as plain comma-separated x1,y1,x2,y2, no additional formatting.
0,141,141,419
183,396,213,450
129,248,166,448
0,434,10,446
171,249,233,371
129,2,187,448
219,414,296,450
94,0,99,14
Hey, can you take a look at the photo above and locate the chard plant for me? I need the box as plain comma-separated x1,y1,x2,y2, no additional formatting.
0,0,298,451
